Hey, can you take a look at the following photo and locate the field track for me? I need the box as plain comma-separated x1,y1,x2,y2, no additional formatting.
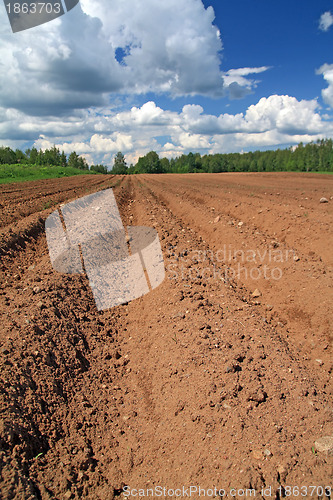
0,173,332,498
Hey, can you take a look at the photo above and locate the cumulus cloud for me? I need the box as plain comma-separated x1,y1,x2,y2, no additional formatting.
0,0,228,117
179,95,327,137
1,94,331,164
316,64,333,108
0,0,275,120
244,95,325,135
80,0,224,96
116,102,172,127
222,67,271,99
1,0,331,164
177,132,211,150
0,9,121,115
90,133,133,153
319,11,333,32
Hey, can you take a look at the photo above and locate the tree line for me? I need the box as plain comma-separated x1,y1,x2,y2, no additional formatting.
0,145,108,174
123,139,333,174
1,139,333,175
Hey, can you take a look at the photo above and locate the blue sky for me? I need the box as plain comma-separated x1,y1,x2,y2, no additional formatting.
0,0,333,166
211,0,333,105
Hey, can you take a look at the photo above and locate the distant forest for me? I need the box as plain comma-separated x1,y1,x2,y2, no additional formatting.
0,145,107,174
1,139,333,175
126,139,333,174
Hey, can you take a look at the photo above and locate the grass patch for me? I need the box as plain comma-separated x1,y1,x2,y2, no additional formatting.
0,164,101,184
302,171,333,175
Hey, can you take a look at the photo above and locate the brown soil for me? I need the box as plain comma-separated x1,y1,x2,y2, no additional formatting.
0,172,332,499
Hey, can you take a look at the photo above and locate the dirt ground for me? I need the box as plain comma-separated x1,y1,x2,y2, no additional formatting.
0,172,332,499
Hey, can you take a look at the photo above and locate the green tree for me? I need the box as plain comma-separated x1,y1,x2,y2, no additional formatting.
26,147,39,165
128,164,135,174
68,151,80,168
160,157,170,173
146,151,162,173
187,152,196,173
42,146,61,166
112,152,128,174
60,151,67,167
77,156,89,170
91,164,108,174
15,149,27,164
0,146,16,164
136,151,162,173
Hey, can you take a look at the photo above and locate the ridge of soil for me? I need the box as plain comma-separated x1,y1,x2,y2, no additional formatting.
0,173,332,499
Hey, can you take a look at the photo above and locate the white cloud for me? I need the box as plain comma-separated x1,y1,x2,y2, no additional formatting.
244,95,324,135
90,133,133,153
1,0,331,164
319,11,333,32
80,0,224,96
0,0,228,117
222,66,271,99
0,0,274,121
117,102,171,127
177,132,211,150
1,94,330,165
0,8,121,115
317,64,333,108
179,95,327,137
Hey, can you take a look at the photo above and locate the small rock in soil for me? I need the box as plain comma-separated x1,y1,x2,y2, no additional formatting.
252,450,263,460
314,436,333,455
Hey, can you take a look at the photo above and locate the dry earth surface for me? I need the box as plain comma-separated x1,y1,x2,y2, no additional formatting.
0,172,332,499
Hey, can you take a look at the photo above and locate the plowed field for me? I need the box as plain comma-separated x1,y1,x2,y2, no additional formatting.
0,173,332,499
